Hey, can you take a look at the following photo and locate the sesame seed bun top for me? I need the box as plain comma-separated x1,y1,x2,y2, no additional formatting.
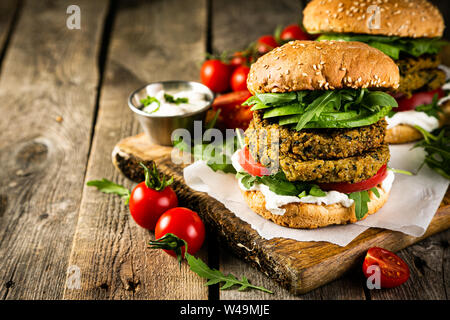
303,0,444,38
246,40,400,94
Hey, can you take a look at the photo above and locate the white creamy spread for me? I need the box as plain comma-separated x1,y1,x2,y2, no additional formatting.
386,110,439,132
439,82,450,106
231,150,395,216
141,84,209,116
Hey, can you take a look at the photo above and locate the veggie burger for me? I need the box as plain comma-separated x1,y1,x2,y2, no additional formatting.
233,40,399,228
303,0,447,144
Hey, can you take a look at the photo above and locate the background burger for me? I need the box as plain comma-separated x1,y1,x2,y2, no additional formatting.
232,40,399,228
303,0,448,144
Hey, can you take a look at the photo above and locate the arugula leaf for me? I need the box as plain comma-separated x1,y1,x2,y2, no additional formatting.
244,89,396,130
148,233,273,294
317,34,448,59
164,93,189,105
87,179,131,204
186,253,273,293
413,125,450,180
296,91,337,131
370,187,380,198
415,94,442,119
255,92,298,105
237,170,326,198
309,185,327,197
349,190,371,220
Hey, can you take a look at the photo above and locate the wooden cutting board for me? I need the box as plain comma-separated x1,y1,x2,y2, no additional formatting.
112,133,450,295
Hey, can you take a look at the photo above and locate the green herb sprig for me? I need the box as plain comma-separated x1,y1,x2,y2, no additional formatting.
164,93,189,105
140,95,161,114
236,170,326,198
413,125,450,179
415,94,442,119
86,179,131,204
148,233,273,294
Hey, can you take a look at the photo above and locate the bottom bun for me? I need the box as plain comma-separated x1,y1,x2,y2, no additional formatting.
241,187,389,229
385,124,423,144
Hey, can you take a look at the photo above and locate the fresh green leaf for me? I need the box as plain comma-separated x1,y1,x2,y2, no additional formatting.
349,190,371,220
255,92,298,105
413,125,450,180
415,94,442,119
140,95,161,114
296,91,337,130
388,167,413,176
140,162,173,191
317,34,448,59
236,170,327,198
244,89,396,130
185,253,273,294
309,185,327,197
164,93,189,105
87,179,131,204
370,187,380,198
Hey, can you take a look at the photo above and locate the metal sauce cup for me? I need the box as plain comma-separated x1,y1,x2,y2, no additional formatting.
128,81,214,146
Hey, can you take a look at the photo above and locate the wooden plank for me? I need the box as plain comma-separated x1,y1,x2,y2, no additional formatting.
0,0,19,66
0,0,109,299
110,136,450,295
63,0,209,300
211,0,304,54
368,229,450,300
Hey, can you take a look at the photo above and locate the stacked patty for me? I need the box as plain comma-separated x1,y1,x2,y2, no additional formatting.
239,40,401,228
396,54,446,97
245,111,389,183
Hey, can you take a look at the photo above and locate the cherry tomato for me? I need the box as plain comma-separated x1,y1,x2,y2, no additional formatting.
317,164,388,194
256,35,279,55
155,207,205,257
396,88,444,112
280,24,310,41
212,90,253,129
362,247,410,288
129,182,178,230
200,59,232,93
237,147,271,177
229,52,248,70
231,66,250,92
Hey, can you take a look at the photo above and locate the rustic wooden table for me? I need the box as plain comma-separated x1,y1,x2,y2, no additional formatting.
0,0,448,300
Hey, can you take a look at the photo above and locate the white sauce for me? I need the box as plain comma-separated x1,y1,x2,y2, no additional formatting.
386,65,450,132
386,110,439,132
439,82,450,106
231,150,395,216
141,84,209,116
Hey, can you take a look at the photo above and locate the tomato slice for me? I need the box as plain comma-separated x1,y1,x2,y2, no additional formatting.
396,88,444,112
237,147,271,177
362,247,410,288
318,164,388,194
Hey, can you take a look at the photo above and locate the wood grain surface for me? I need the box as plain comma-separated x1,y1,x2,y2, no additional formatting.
111,134,450,295
63,0,209,300
0,0,109,299
0,0,448,300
